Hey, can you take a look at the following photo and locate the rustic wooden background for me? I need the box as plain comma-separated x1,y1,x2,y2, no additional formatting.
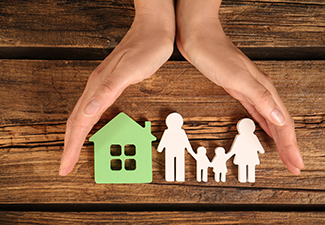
1,0,324,224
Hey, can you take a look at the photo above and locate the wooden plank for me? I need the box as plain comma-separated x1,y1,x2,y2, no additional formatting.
0,60,324,123
1,211,325,224
0,0,323,51
220,0,325,48
0,0,134,48
0,60,325,204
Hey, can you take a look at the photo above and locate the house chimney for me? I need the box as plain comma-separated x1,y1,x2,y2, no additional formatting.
145,121,154,134
145,121,156,141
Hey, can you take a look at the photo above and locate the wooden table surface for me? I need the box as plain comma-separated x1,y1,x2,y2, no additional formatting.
1,0,324,224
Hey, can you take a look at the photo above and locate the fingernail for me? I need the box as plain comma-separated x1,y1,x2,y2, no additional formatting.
59,167,65,176
293,167,301,176
59,160,66,176
296,154,305,170
84,99,100,117
270,107,285,125
59,163,74,176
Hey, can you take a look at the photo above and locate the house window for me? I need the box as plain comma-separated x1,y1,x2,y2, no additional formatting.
110,144,137,171
110,144,121,156
125,159,136,170
110,159,122,170
124,144,136,156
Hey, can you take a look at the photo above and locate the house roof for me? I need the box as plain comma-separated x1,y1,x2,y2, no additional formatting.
89,112,156,143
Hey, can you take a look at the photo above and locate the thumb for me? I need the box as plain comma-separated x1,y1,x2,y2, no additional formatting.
83,78,126,118
239,76,286,127
60,77,127,176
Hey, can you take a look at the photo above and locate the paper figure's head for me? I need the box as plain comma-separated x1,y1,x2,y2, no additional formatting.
166,112,183,129
198,146,207,154
237,118,255,134
215,147,225,155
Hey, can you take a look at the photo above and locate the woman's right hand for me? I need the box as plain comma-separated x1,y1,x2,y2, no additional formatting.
59,0,175,176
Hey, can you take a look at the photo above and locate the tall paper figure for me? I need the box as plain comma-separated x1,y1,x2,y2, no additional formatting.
157,113,196,182
230,118,265,183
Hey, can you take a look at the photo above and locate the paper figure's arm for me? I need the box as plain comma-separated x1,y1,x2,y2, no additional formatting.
254,135,265,154
210,156,217,167
228,136,239,157
183,131,197,159
225,151,235,161
157,131,167,153
186,143,196,160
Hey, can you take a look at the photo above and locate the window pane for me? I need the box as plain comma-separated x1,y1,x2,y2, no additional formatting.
110,159,122,170
110,144,121,156
124,144,136,156
125,159,136,171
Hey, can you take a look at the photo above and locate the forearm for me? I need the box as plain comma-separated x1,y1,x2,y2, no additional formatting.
176,0,227,55
177,0,223,24
134,0,175,39
134,0,175,16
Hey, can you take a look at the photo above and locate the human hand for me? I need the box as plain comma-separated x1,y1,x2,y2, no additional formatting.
176,0,304,175
59,0,175,176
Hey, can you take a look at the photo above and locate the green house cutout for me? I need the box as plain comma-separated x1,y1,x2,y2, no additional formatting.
89,112,156,184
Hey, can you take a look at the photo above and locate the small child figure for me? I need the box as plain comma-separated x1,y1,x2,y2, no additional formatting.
196,147,211,182
211,147,233,182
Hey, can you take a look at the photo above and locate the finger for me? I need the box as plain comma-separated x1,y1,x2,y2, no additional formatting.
239,99,273,138
59,75,126,176
60,47,171,176
60,115,99,176
248,68,305,172
277,121,304,170
60,95,85,175
64,93,85,150
276,139,303,175
239,88,304,174
239,97,303,174
266,119,304,174
266,119,280,144
62,49,126,152
235,75,286,127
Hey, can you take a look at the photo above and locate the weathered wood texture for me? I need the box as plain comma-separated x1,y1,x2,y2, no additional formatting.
1,211,325,224
1,60,324,205
0,0,324,50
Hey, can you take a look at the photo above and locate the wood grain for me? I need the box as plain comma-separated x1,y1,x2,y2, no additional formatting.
0,0,134,48
0,60,324,205
220,0,325,48
1,211,325,224
0,0,323,51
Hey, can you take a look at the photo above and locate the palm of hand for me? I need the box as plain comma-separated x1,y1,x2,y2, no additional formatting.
176,18,303,175
60,16,174,176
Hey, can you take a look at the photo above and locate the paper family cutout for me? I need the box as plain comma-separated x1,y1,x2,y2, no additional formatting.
90,112,264,184
157,113,265,183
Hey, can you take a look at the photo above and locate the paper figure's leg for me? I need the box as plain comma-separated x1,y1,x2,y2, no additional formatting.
248,165,256,183
197,167,202,182
165,156,175,182
176,155,185,182
214,172,220,182
221,172,226,182
203,168,208,182
238,165,247,183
